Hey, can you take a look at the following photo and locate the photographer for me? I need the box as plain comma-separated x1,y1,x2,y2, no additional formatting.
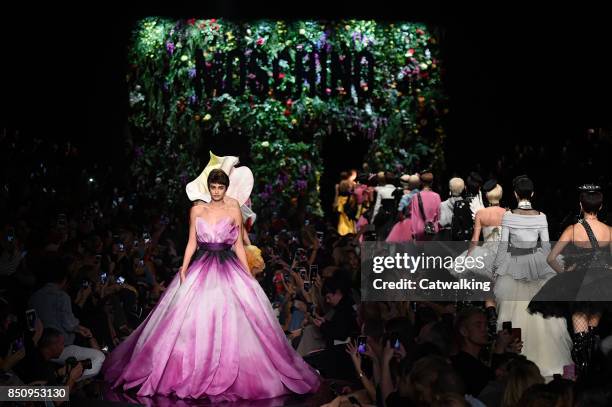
16,327,85,397
28,257,105,380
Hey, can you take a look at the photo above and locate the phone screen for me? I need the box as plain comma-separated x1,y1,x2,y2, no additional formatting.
511,328,521,342
357,336,367,354
309,265,318,280
502,321,512,333
100,273,108,284
116,276,125,285
12,337,24,353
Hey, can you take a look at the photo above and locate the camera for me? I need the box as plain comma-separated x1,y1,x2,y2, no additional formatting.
100,272,108,284
66,357,92,370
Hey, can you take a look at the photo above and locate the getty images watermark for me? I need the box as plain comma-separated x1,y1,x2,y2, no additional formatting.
360,240,610,302
371,251,490,291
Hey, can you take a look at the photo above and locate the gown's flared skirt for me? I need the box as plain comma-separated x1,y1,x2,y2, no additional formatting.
102,250,321,402
528,266,612,318
495,274,572,378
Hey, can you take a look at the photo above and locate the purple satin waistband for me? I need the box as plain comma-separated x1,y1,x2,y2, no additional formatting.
199,243,232,252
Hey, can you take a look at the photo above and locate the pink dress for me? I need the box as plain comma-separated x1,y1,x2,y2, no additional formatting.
386,219,414,242
103,217,321,402
409,190,442,241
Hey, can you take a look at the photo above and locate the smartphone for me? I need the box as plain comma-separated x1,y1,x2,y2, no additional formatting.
116,276,125,285
308,303,316,316
138,259,144,267
299,267,307,281
511,328,521,342
25,309,37,331
563,364,576,381
387,332,401,350
118,243,125,252
357,336,367,354
142,232,151,244
348,396,362,406
329,381,340,397
303,281,311,291
6,228,15,242
100,273,108,284
82,280,90,289
11,337,24,353
309,265,318,280
502,321,512,333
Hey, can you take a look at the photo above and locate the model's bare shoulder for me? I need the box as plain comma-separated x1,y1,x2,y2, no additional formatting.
225,196,240,208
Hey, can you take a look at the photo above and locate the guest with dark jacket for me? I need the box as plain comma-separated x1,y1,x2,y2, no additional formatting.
302,273,359,380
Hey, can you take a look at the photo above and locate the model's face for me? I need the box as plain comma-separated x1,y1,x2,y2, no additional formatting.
209,183,227,201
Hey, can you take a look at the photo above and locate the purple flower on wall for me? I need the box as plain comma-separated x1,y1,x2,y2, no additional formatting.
166,42,175,55
188,68,196,78
296,180,308,191
179,171,189,184
189,95,197,104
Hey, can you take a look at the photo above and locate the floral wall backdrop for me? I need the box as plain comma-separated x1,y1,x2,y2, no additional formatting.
128,18,447,217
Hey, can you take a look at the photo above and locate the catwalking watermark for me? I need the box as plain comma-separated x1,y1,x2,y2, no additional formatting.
360,241,611,302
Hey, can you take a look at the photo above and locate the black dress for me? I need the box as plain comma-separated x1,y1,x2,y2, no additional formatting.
528,220,612,318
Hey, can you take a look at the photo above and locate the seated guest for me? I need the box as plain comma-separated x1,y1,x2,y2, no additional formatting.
451,307,522,397
299,274,359,380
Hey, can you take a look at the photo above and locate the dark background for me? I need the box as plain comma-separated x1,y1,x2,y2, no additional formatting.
1,2,610,236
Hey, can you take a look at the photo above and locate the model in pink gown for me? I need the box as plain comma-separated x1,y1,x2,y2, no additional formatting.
102,216,321,402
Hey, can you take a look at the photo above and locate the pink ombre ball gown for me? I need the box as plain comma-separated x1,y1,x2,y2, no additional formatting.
102,216,321,402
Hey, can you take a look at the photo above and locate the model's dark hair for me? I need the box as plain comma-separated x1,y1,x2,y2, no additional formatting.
207,169,230,189
466,171,483,196
580,191,603,213
513,175,534,200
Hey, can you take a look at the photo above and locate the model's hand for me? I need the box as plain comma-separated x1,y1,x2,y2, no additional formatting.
179,267,186,285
